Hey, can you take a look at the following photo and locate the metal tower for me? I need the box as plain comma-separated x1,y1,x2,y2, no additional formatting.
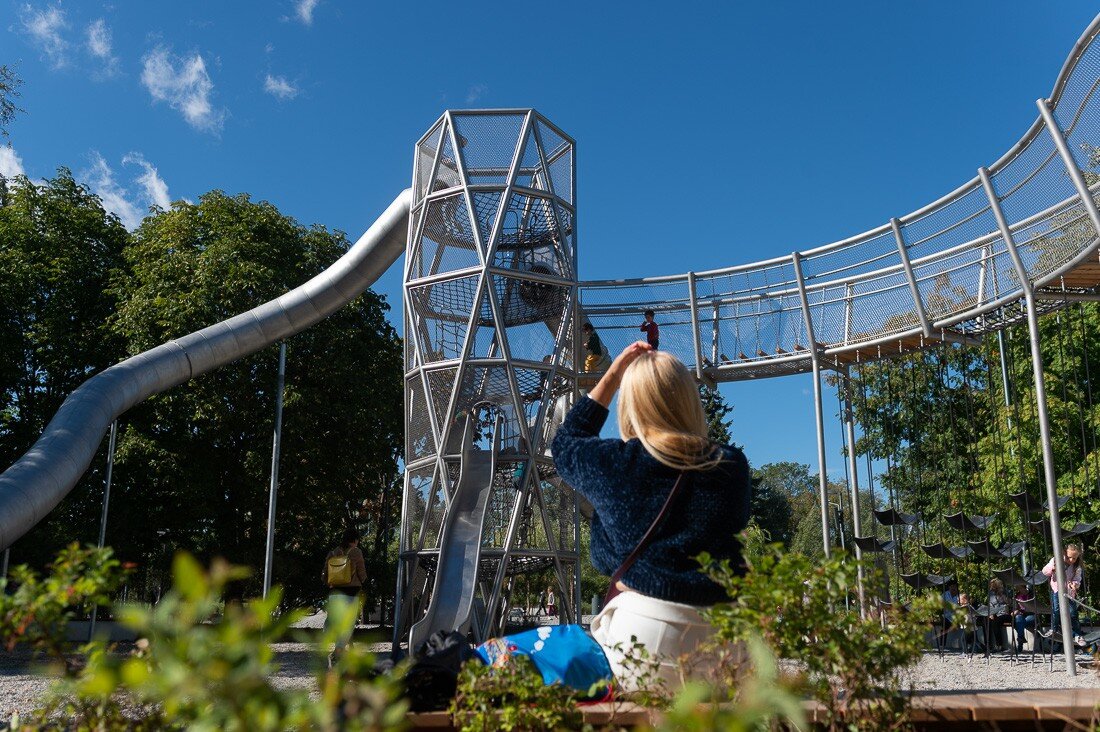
397,110,580,646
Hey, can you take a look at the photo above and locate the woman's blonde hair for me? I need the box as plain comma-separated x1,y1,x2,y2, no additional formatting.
617,350,723,471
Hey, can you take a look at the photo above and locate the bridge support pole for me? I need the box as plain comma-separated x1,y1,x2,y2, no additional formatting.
842,367,866,616
792,252,831,558
979,165,1076,676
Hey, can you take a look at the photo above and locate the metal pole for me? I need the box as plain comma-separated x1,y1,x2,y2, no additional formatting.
792,252,831,558
263,342,287,600
88,420,118,641
979,166,1076,675
687,271,705,381
843,368,866,615
890,218,933,338
1036,99,1100,239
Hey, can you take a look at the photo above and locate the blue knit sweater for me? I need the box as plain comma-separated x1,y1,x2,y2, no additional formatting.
551,396,751,606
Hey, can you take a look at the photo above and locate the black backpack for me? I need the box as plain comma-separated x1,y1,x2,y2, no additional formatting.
404,630,483,712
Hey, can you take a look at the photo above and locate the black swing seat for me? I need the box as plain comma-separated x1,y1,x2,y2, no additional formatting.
1010,491,1046,516
852,536,896,553
873,508,920,527
944,511,994,532
992,567,1029,587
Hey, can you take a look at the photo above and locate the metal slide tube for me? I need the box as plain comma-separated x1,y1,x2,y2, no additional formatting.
979,166,1076,675
0,189,413,551
792,252,831,558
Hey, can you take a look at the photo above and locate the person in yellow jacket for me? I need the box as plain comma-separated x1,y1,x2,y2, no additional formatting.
582,322,611,373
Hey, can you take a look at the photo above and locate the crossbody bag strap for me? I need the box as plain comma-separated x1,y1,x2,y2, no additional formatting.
604,472,687,607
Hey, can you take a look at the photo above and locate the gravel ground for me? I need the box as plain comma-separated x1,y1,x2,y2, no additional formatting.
4,642,1099,724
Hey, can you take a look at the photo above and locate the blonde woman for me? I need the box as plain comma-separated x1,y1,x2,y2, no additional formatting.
551,342,751,691
1043,543,1086,646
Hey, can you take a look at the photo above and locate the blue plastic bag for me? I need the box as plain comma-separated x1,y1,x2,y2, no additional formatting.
475,624,613,697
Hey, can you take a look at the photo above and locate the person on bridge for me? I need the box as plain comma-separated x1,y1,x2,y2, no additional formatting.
551,342,751,691
639,309,659,350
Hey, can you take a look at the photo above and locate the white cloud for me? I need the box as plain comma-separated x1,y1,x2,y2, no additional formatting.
465,84,487,104
20,4,69,69
263,74,299,101
83,152,180,229
140,46,225,133
85,19,120,76
295,0,320,25
84,152,143,229
123,152,172,209
0,145,25,178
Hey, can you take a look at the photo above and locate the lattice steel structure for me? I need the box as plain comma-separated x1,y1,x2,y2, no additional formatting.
397,110,579,645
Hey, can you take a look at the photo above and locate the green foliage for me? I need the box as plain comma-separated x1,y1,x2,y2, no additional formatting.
0,64,21,139
0,172,130,563
9,548,407,731
698,383,734,446
0,545,126,673
105,190,403,610
450,656,583,732
654,636,805,732
700,544,941,730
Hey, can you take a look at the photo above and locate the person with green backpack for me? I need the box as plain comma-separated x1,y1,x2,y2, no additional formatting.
323,528,367,664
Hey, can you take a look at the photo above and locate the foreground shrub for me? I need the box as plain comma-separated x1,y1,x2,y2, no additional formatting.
701,545,941,730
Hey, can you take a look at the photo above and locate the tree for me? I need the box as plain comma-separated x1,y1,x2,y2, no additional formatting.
0,64,22,140
698,384,733,445
107,191,403,609
0,171,130,566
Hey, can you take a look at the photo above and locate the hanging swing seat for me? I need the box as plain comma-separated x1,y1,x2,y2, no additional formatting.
852,536,896,553
992,567,1029,588
921,542,971,560
901,572,953,591
1028,520,1097,539
1026,570,1050,587
972,539,1012,556
944,511,994,532
1043,494,1070,511
1019,598,1053,615
873,508,920,527
1010,492,1045,517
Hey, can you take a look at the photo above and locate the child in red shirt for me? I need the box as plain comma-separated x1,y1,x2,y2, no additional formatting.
640,310,660,350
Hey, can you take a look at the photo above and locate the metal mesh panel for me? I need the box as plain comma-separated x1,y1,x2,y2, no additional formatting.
493,194,571,279
1052,23,1100,128
536,119,573,204
404,465,435,549
451,113,525,185
481,463,524,548
799,228,900,284
991,125,1076,224
406,376,435,461
425,366,458,438
900,183,996,263
409,275,479,363
845,270,922,340
420,466,449,550
911,245,987,323
410,193,481,280
1013,198,1097,285
515,125,550,193
492,274,569,338
470,192,503,252
415,123,444,204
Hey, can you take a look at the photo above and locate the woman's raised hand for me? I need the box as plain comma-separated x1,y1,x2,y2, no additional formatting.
588,341,652,408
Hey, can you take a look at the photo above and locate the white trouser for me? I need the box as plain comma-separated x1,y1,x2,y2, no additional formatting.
590,590,716,693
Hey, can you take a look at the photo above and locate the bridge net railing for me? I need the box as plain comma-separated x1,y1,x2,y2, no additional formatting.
579,19,1100,378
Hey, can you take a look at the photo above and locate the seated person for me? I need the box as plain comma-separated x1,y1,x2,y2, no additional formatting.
986,578,1011,652
940,580,960,646
1013,583,1036,653
956,592,980,652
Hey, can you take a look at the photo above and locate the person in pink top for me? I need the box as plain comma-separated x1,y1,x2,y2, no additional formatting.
639,310,659,350
1043,543,1085,647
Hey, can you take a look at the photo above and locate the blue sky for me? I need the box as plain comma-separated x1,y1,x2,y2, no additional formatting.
3,2,1096,479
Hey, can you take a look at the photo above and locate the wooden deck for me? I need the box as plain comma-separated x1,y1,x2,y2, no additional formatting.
408,688,1100,730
